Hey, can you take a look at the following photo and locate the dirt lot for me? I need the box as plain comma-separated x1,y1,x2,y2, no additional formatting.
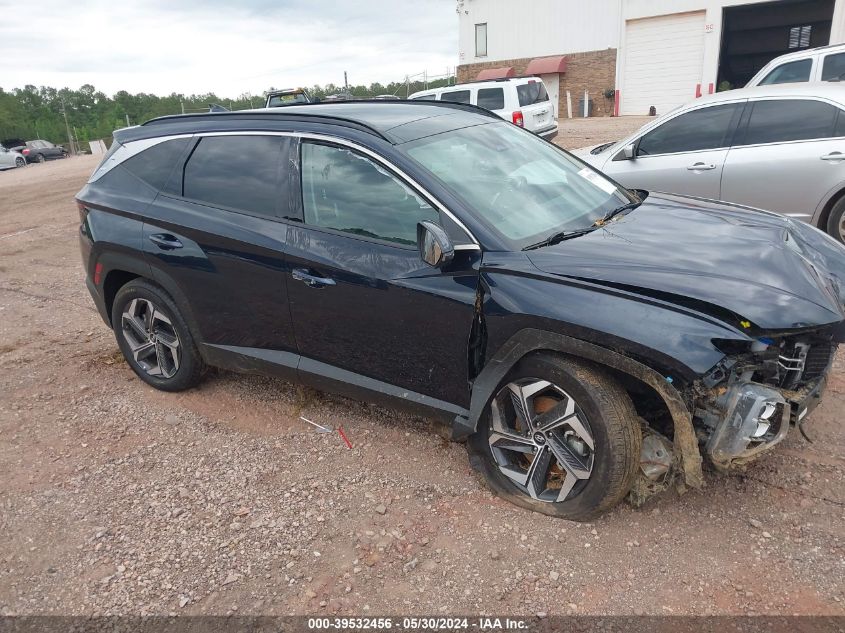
1,119,844,617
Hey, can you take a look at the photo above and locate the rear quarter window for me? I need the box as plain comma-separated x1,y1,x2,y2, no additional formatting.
516,81,549,107
121,138,190,191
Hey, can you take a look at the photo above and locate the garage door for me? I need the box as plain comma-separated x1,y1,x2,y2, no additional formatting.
620,12,706,116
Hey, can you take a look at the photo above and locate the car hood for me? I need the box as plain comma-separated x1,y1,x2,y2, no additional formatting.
526,192,845,331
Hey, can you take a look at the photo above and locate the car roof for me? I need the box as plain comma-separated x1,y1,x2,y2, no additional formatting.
123,101,502,145
409,76,542,99
760,42,845,62
684,82,845,107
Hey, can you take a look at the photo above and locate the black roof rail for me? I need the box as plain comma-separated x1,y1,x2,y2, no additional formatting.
292,98,503,121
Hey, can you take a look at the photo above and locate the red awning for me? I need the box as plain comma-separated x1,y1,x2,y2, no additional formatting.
475,67,515,80
524,56,567,76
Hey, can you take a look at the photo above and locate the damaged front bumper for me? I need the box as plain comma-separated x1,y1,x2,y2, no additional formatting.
697,374,828,471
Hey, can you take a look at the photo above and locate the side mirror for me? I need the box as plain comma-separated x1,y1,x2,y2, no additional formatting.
417,221,454,268
622,143,636,160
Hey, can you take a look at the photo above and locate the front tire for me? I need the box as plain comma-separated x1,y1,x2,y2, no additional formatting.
468,354,641,521
111,279,205,392
827,196,845,244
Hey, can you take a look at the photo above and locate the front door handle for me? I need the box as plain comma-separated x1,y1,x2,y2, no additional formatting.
820,152,845,161
148,233,183,250
292,268,336,288
687,162,717,171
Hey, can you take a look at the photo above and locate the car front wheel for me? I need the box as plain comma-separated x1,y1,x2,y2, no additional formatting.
111,279,205,391
468,354,641,521
827,196,845,245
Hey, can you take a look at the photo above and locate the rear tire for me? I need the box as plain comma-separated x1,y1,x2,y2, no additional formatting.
826,196,845,245
111,279,205,392
468,354,641,521
36,153,45,163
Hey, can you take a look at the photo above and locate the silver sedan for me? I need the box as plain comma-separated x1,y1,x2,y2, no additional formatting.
573,83,845,244
0,146,26,170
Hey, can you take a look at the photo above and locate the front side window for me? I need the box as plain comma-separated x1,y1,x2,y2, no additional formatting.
440,90,471,104
822,52,845,81
637,104,741,156
477,88,505,110
759,59,812,85
475,23,487,57
403,122,635,248
516,81,549,107
300,142,439,246
742,99,838,145
183,135,283,217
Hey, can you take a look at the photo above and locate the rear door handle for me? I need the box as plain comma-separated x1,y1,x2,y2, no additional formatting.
292,268,336,288
820,152,845,161
687,162,717,171
148,233,183,250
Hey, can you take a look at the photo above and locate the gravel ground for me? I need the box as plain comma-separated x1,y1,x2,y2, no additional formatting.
0,119,843,617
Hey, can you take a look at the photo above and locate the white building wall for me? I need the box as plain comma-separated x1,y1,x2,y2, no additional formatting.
456,0,621,64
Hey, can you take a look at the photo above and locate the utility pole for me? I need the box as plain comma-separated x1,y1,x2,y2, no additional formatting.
180,100,185,114
125,113,130,128
60,97,75,156
344,71,348,95
424,70,428,89
405,75,410,99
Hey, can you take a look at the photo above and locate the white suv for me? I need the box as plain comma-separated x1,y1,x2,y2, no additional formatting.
746,43,845,87
409,77,558,141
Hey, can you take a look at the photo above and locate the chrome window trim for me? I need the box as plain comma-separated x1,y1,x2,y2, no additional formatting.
91,130,481,249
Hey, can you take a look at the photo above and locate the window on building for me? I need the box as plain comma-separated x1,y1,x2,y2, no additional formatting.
477,87,505,110
741,99,839,145
822,53,845,81
788,25,812,49
183,135,283,217
475,23,487,57
636,104,741,156
759,59,813,85
300,142,439,246
440,90,471,104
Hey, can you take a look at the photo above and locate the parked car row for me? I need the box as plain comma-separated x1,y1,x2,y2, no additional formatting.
1,138,68,166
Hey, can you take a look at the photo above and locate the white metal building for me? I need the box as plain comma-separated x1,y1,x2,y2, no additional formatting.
456,0,845,116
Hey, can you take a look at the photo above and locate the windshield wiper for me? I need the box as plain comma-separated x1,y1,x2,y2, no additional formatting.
522,227,597,251
594,200,642,226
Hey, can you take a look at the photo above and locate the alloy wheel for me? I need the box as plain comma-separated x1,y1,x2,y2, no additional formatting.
120,298,181,378
488,379,595,503
839,213,845,244
15,157,24,168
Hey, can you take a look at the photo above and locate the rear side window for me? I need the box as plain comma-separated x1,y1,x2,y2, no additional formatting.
742,99,838,145
477,88,504,110
759,59,812,85
637,104,741,155
122,138,189,190
300,142,439,246
516,81,549,107
822,53,845,81
440,90,471,104
183,135,283,217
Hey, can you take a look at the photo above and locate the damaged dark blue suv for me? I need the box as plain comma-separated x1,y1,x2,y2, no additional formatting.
77,101,845,520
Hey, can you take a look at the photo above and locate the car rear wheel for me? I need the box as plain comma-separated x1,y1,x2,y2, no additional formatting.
467,354,641,521
14,157,24,168
827,196,845,245
111,279,205,392
35,153,45,163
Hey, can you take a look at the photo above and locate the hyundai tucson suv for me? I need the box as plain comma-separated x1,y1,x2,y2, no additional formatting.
76,102,845,520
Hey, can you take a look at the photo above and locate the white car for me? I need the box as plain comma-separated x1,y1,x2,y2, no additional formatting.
0,146,26,170
409,77,558,141
746,43,845,87
572,83,845,244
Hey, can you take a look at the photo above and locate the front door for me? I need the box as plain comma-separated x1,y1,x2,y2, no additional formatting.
602,101,744,200
286,139,480,408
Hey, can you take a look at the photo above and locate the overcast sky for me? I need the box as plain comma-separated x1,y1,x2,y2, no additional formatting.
0,0,458,97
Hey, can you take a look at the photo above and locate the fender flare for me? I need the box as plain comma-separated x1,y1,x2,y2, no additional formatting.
458,328,704,489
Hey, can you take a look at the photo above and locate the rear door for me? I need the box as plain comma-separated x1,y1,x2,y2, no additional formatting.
720,98,845,221
601,101,744,199
140,133,298,359
285,138,480,409
516,80,553,134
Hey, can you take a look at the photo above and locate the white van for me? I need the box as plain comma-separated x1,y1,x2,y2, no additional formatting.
746,43,845,87
409,77,558,141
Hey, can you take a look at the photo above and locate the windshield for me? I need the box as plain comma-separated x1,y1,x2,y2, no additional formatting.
267,92,308,107
402,122,635,248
